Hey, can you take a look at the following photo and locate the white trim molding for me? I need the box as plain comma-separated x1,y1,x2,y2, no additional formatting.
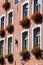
21,0,30,19
7,9,14,25
7,35,14,54
21,29,29,51
32,24,42,49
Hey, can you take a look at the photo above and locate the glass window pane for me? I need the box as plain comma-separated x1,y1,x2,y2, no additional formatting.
15,0,20,4
0,40,4,55
34,0,41,12
33,27,40,47
1,16,4,29
22,31,28,50
23,3,28,18
8,12,13,24
8,37,12,53
8,37,12,43
8,44,12,53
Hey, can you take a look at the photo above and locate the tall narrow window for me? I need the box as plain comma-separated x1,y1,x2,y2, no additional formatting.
33,27,40,47
1,16,5,29
22,31,28,50
0,40,4,55
34,0,41,13
23,3,28,18
8,37,12,53
8,11,13,25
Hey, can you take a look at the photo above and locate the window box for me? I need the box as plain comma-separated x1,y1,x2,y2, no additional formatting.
6,24,14,34
20,17,30,28
5,53,13,63
31,46,42,58
31,12,42,24
0,29,5,38
2,1,10,11
0,55,5,64
20,49,30,60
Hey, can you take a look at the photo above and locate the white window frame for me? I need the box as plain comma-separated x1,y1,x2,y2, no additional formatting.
32,24,42,49
32,0,42,14
7,35,14,54
0,38,5,55
21,29,29,51
7,9,14,25
21,1,30,19
0,15,5,29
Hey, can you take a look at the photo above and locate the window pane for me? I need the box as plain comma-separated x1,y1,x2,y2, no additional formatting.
22,31,28,50
18,0,20,2
23,3,28,18
33,27,40,47
34,0,41,13
8,12,13,24
15,0,20,4
8,37,12,53
1,16,4,29
0,40,4,55
8,44,12,53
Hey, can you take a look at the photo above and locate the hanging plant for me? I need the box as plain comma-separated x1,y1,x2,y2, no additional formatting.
5,53,13,63
19,17,31,28
0,29,5,38
31,12,42,24
31,46,42,58
6,24,14,34
0,55,5,64
2,1,10,11
20,49,30,60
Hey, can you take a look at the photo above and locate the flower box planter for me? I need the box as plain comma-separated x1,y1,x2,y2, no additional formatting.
0,55,5,64
19,17,31,28
0,29,5,38
6,24,14,34
31,46,42,58
31,12,42,24
5,53,13,63
20,49,30,60
2,1,10,11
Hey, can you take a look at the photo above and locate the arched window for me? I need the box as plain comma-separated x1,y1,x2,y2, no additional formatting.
21,1,29,19
23,3,28,18
8,10,13,25
33,27,40,47
32,0,41,13
21,29,29,50
32,25,41,48
7,35,13,53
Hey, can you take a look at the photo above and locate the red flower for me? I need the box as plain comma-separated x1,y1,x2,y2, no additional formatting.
20,17,31,28
0,29,5,38
2,1,10,11
6,24,14,34
31,12,42,24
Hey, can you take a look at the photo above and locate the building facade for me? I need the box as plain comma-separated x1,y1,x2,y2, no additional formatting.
0,0,43,65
